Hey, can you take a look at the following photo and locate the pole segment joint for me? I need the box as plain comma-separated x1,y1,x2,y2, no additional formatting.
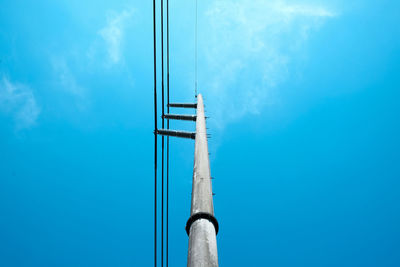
186,212,219,235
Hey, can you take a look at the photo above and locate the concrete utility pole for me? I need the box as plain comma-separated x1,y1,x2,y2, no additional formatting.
157,94,219,266
186,94,219,267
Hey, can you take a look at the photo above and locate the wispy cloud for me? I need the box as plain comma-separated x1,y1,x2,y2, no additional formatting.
48,8,135,115
52,58,85,97
98,9,134,64
200,0,337,128
0,76,40,129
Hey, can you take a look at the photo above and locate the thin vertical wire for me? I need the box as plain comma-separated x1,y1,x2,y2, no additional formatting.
161,0,165,266
194,0,198,98
166,0,170,266
152,0,157,266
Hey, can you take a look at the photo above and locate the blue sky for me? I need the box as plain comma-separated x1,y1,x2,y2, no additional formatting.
1,0,399,266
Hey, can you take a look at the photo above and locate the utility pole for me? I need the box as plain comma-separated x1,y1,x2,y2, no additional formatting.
154,0,218,265
158,94,219,266
186,94,219,267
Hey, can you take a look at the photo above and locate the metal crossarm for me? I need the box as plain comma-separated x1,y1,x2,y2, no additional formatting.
163,114,197,121
157,129,196,139
168,103,197,108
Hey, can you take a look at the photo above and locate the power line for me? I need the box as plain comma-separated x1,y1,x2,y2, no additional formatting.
166,0,170,266
161,0,165,266
155,2,200,266
152,0,157,266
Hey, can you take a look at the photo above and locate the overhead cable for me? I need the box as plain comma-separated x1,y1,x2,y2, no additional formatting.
152,0,157,266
